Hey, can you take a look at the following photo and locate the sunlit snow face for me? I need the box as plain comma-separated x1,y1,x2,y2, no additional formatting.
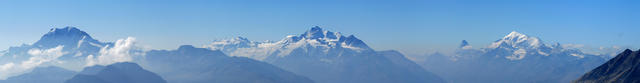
203,27,373,60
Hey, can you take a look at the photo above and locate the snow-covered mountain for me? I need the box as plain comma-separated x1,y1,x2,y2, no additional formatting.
205,26,445,83
420,31,609,83
575,49,640,83
65,62,166,83
0,27,113,79
3,27,111,60
205,26,373,60
139,45,314,83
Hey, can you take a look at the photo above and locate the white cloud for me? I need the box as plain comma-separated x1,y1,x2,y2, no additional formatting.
506,49,527,60
561,44,629,57
570,54,585,58
86,37,138,66
0,51,6,57
461,46,473,50
0,45,67,79
562,44,585,49
0,63,14,72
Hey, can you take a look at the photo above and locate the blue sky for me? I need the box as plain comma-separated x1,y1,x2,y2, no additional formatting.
0,0,638,55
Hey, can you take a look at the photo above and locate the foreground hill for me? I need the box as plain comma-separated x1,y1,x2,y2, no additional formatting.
575,49,640,83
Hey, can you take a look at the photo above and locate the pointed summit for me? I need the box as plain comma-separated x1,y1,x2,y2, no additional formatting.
33,27,100,48
42,27,93,40
505,31,526,39
460,40,472,49
233,36,249,41
294,26,371,51
489,31,544,49
302,26,334,39
460,40,469,47
501,31,535,43
310,26,322,32
622,49,633,54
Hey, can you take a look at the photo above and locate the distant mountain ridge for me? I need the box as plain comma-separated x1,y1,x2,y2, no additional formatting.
0,66,76,83
140,45,315,83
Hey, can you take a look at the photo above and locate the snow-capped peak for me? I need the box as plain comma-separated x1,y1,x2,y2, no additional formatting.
489,31,544,49
279,26,370,50
505,31,526,39
44,27,91,38
204,26,374,60
300,26,343,40
302,26,326,39
33,27,101,48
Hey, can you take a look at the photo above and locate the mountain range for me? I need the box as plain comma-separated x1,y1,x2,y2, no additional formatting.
0,26,632,83
420,31,610,83
0,27,315,83
205,26,445,83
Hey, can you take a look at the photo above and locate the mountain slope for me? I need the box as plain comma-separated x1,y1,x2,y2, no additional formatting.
205,26,445,83
65,62,166,83
140,45,314,83
0,66,76,83
575,49,640,83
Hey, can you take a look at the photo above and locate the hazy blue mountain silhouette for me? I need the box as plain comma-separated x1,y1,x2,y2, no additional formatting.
0,66,76,83
140,45,314,83
65,62,166,83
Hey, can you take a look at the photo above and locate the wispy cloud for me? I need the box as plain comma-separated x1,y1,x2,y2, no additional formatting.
562,44,628,56
0,45,67,79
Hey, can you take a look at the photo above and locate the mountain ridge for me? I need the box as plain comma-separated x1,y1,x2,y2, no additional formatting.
65,62,167,83
574,49,640,83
